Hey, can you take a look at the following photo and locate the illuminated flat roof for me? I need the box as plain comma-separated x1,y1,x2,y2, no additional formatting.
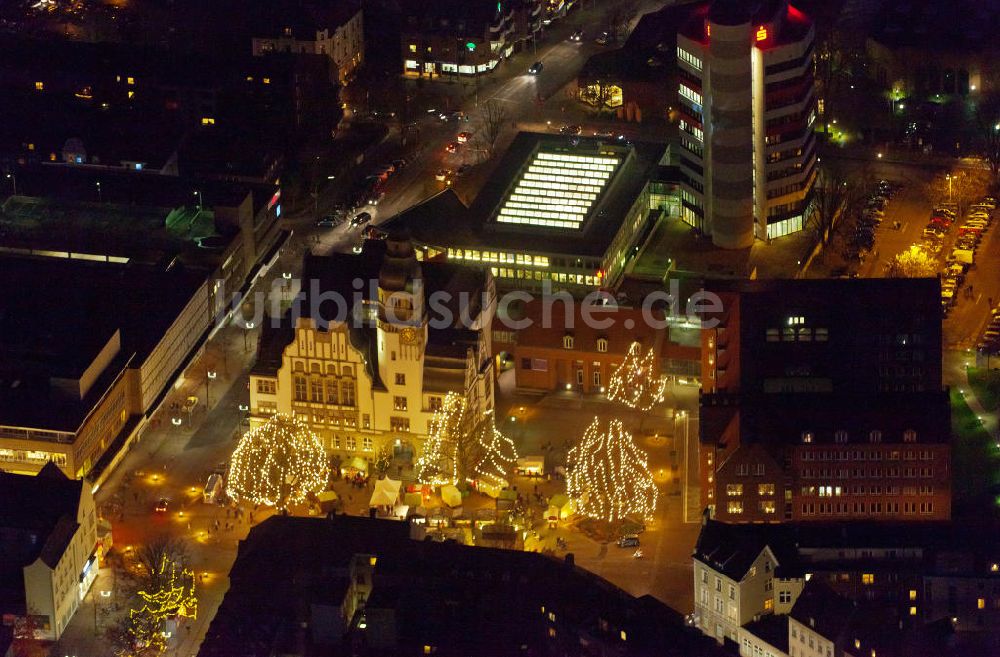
496,150,622,230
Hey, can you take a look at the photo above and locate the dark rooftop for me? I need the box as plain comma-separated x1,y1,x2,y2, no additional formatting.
869,0,1000,51
789,579,857,642
743,613,789,652
0,256,207,432
386,132,667,258
248,0,361,39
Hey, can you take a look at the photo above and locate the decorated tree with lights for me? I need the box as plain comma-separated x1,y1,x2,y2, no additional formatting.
108,554,197,657
472,418,518,492
226,414,329,510
607,342,667,412
566,418,657,525
415,392,466,486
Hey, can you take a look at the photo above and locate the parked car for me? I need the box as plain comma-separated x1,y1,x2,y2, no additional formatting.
154,498,169,513
617,535,640,548
445,142,458,153
434,169,452,182
316,216,340,228
457,131,473,144
559,124,582,135
595,31,610,45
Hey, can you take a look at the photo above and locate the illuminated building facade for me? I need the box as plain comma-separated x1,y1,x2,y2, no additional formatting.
676,0,817,247
0,463,99,640
386,133,680,293
400,0,542,79
698,278,951,523
249,238,495,470
251,0,364,84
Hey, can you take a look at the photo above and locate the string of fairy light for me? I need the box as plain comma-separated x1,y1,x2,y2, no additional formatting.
126,555,198,656
415,392,465,486
607,341,667,412
226,413,329,509
473,419,519,491
566,417,657,522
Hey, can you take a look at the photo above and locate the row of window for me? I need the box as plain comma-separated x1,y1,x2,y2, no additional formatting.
725,484,775,496
726,500,775,514
0,448,68,466
489,267,601,287
324,434,374,451
800,501,935,515
802,448,932,460
801,466,935,479
766,327,829,342
293,375,357,406
559,335,609,352
447,248,550,267
801,484,934,496
802,430,919,445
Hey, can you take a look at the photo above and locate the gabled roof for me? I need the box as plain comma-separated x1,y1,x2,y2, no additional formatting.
0,464,82,531
693,519,789,580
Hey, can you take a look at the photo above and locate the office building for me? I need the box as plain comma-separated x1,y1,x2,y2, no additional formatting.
676,0,817,246
698,278,951,522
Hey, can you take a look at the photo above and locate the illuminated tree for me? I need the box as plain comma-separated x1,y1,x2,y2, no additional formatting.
607,342,666,412
226,414,329,510
886,245,936,278
472,419,518,491
372,445,393,478
416,392,466,486
566,418,657,523
109,555,197,657
416,393,515,491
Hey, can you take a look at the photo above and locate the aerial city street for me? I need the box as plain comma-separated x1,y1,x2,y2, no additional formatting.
1,0,1000,655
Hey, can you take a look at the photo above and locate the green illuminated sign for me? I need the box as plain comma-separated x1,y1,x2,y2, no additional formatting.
466,41,476,51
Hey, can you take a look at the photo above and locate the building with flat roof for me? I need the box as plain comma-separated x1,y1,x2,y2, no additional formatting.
385,132,680,293
0,463,99,640
676,0,817,247
0,168,285,482
697,278,951,523
198,514,728,657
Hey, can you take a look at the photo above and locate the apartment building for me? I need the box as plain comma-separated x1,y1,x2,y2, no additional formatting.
251,0,364,84
249,236,495,470
0,463,99,640
698,278,950,522
675,0,817,246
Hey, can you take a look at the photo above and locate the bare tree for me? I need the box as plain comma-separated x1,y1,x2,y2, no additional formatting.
475,99,509,160
130,535,190,593
930,168,990,216
809,164,860,246
603,0,639,45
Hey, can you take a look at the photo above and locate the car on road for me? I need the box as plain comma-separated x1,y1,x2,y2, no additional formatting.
154,498,169,513
439,110,465,122
392,158,407,170
445,142,458,153
457,131,473,144
316,216,340,228
528,61,544,75
570,29,583,41
559,124,582,135
595,31,610,45
617,535,640,548
350,211,372,228
434,168,452,182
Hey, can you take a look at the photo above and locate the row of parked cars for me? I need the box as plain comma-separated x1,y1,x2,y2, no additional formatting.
940,197,995,313
979,305,1000,355
853,180,897,252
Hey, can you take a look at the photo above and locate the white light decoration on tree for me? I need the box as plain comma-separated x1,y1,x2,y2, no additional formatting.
226,413,329,509
566,417,657,522
473,419,518,491
416,392,465,486
607,341,666,412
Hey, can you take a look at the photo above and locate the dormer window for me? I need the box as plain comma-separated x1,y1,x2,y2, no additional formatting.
869,430,882,443
835,430,848,443
801,431,813,444
596,337,608,353
283,26,292,36
903,429,916,443
563,334,574,349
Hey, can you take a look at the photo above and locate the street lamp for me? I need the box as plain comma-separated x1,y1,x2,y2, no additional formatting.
96,180,102,202
172,417,182,426
244,321,256,352
5,172,15,195
194,190,203,209
946,174,953,203
206,370,217,406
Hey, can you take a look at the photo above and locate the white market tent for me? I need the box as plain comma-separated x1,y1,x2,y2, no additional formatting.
440,484,463,508
369,477,402,508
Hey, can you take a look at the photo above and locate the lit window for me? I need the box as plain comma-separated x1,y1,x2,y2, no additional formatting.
34,81,44,90
127,77,135,85
201,117,215,125
764,598,774,610
726,484,743,496
409,44,417,52
758,483,775,496
910,606,917,616
619,630,626,641
978,598,986,609
128,90,135,99
596,337,608,353
802,432,813,444
909,589,917,601
862,573,874,585
727,501,743,514
263,77,271,84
